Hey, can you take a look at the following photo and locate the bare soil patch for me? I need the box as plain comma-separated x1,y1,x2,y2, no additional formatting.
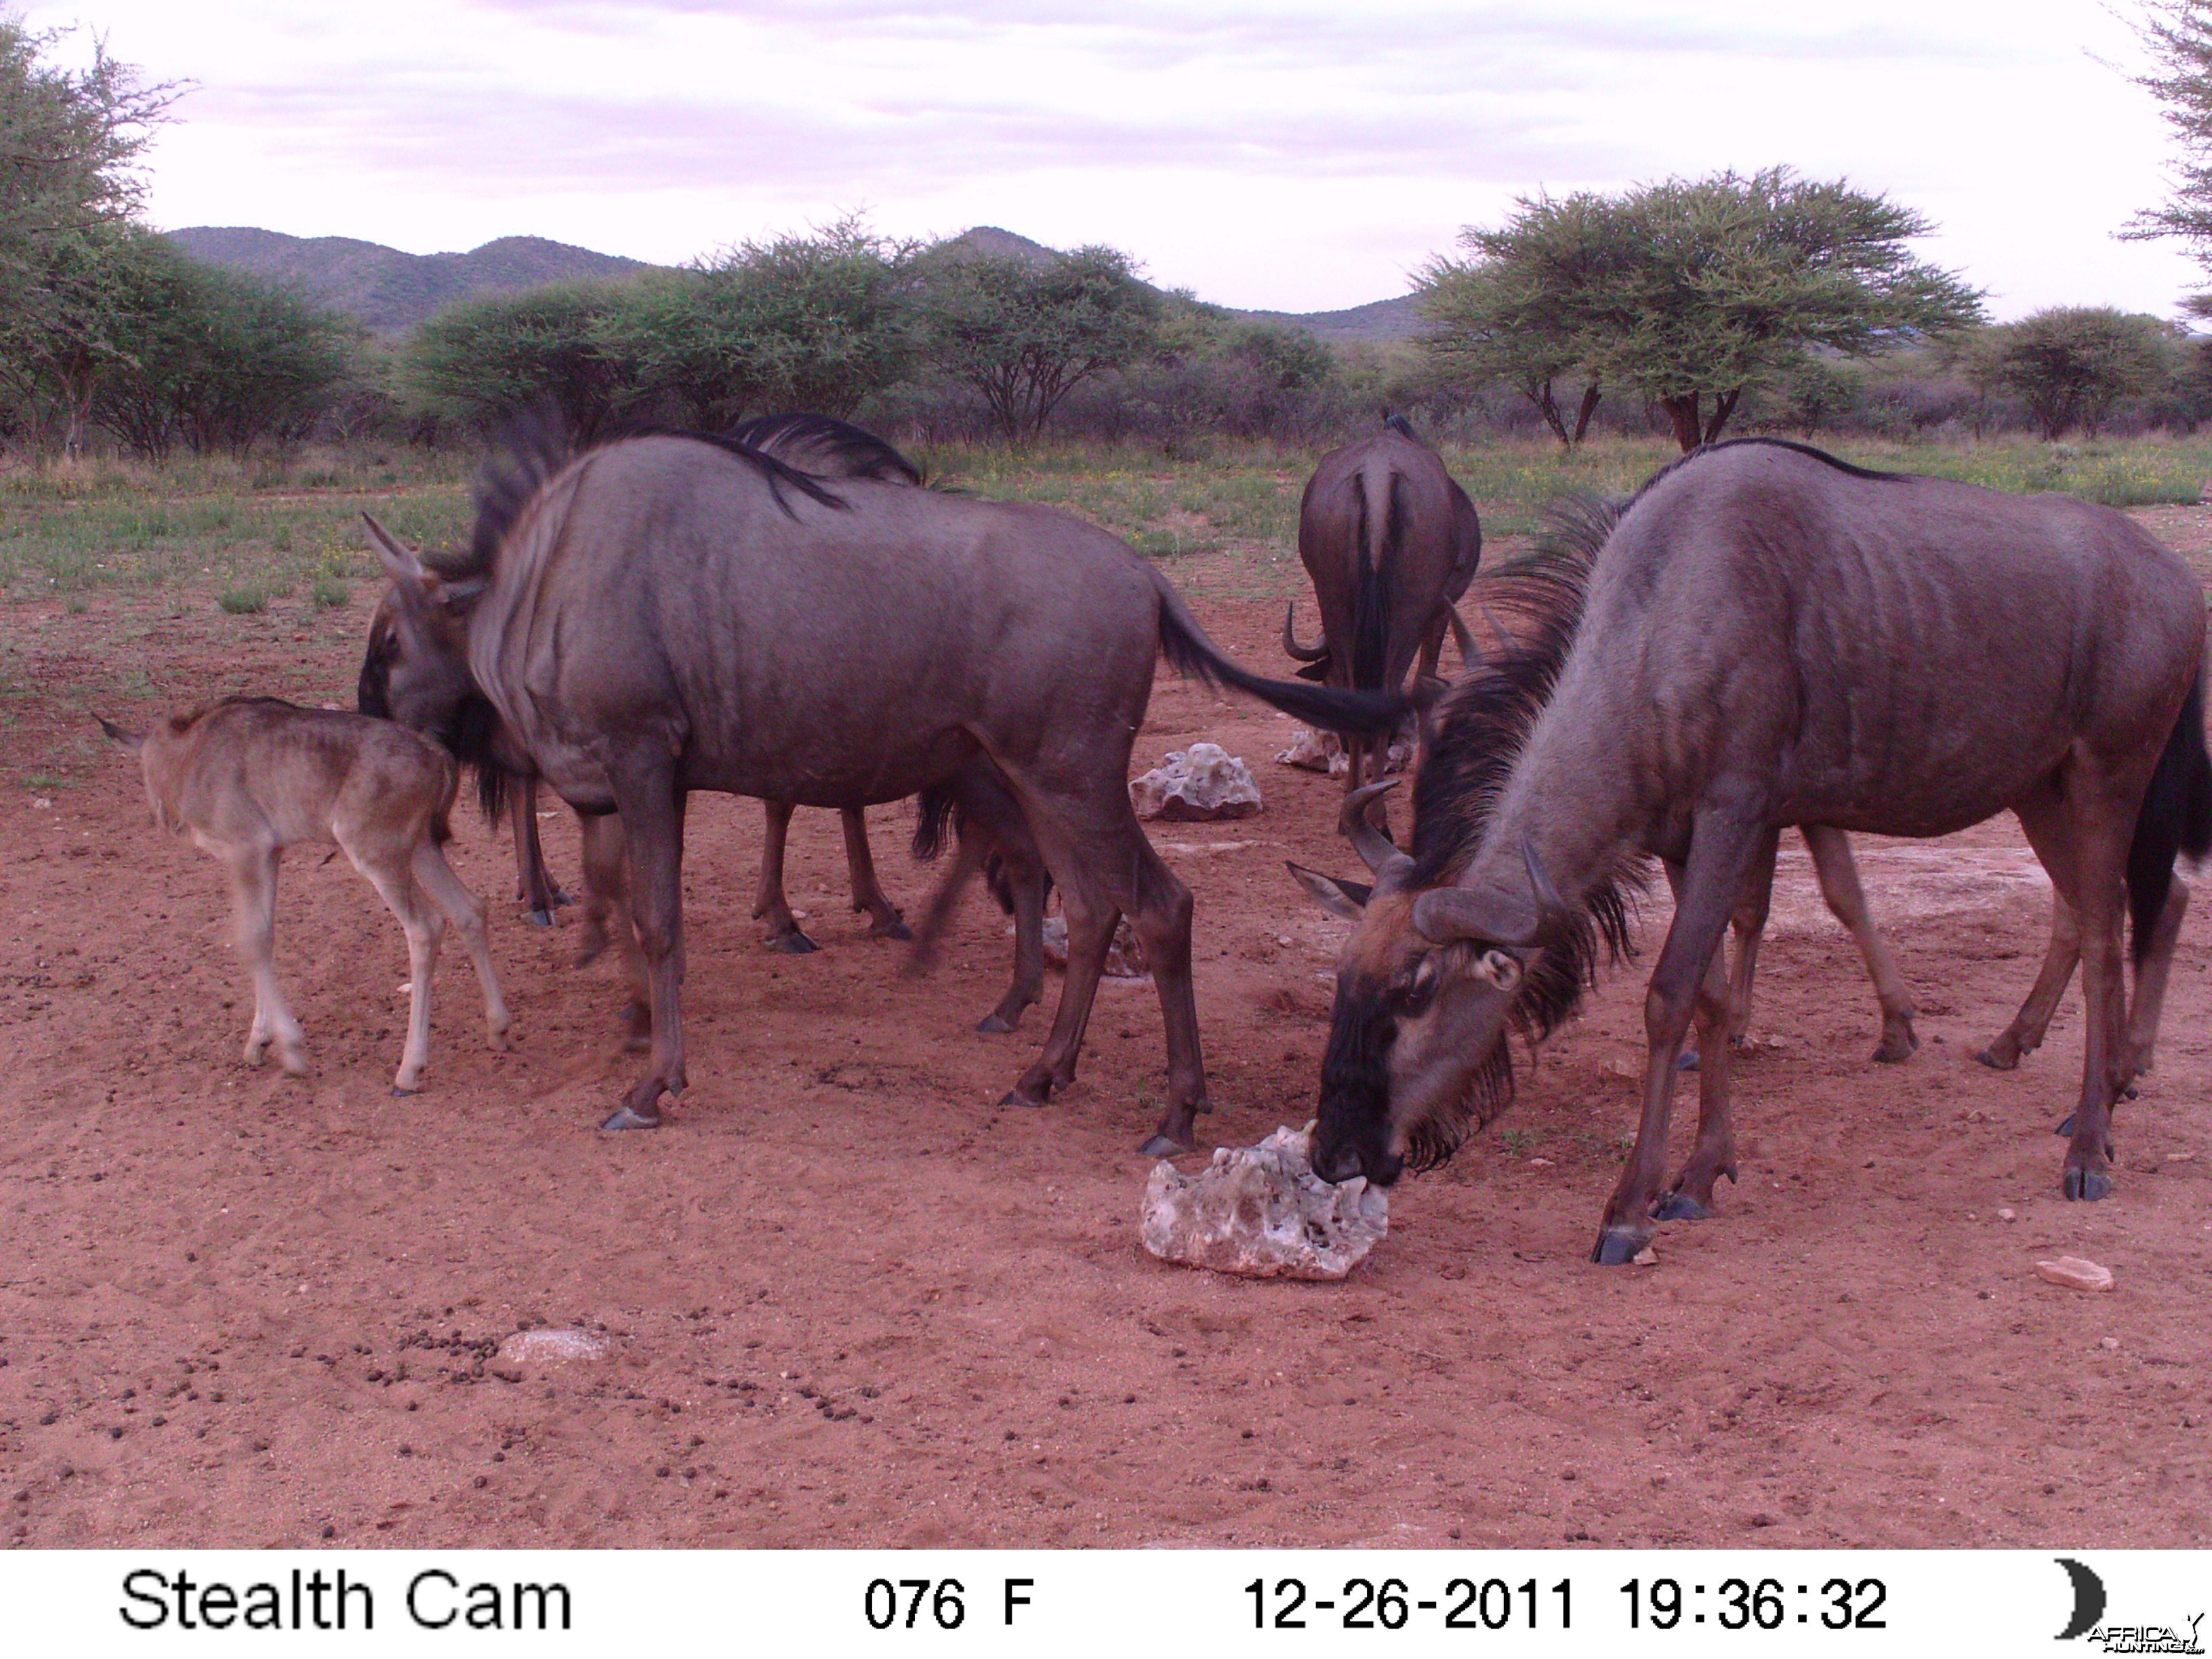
2,524,2209,1550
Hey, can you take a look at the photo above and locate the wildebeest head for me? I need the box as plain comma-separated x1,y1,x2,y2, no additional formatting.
1286,523,1637,1187
1291,781,1571,1185
359,514,482,748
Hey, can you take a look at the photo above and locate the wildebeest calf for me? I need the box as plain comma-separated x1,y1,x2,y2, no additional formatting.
100,698,511,1092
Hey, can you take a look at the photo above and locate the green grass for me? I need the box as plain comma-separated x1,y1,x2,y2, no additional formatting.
216,586,268,615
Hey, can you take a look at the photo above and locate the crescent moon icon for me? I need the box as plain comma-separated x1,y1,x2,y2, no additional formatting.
2055,1557,2106,1641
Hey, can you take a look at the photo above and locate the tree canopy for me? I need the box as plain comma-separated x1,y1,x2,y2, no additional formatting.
2123,0,2212,283
1420,167,1984,450
1956,307,2177,440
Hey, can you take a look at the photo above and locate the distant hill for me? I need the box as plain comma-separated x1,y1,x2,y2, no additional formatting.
167,222,1422,343
165,228,657,333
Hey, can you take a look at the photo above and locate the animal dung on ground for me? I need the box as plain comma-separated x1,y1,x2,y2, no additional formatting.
1130,743,1262,821
1036,914,1149,980
1141,1124,1388,1279
2034,1256,2115,1292
497,1328,613,1364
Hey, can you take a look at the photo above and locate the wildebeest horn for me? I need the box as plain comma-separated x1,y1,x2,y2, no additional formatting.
1522,836,1572,935
362,512,426,589
1446,605,1479,669
1479,604,1516,657
1282,603,1328,663
1409,836,1572,948
1338,779,1408,877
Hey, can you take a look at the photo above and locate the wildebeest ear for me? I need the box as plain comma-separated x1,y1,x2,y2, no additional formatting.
362,512,427,592
96,715,143,754
1287,861,1370,920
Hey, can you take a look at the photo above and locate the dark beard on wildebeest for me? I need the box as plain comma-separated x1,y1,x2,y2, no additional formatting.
1374,501,1647,1166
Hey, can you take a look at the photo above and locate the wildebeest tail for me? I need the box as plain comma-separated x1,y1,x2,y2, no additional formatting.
1151,571,1404,735
913,783,957,861
1349,470,1401,691
2128,663,2212,964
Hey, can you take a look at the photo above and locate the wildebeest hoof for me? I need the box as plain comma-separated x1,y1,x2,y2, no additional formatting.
391,1085,418,1098
1977,1045,2020,1071
527,907,556,928
1000,1084,1050,1109
976,1013,1017,1034
599,1105,661,1132
1872,1037,1915,1064
766,930,819,954
869,918,915,942
1654,1191,1710,1222
1137,1131,1193,1158
1676,1048,1700,1073
2055,1111,2076,1136
1591,1226,1652,1266
2063,1165,2112,1202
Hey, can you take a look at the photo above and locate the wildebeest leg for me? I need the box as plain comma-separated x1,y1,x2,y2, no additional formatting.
1002,878,1114,1111
224,842,307,1077
1979,895,2079,1070
1594,812,1765,1266
575,811,649,1050
602,762,687,1130
2024,779,2131,1200
752,800,817,953
985,847,1049,1034
511,777,569,924
410,838,511,1052
1681,825,1779,1071
2122,876,2188,1080
840,808,912,940
1658,888,1740,1222
344,840,443,1095
1803,824,1919,1063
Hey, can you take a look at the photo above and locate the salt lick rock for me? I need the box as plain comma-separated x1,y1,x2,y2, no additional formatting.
498,1328,613,1364
1129,742,1261,821
1274,725,1415,779
1141,1124,1389,1280
2034,1256,2115,1292
1038,914,1149,979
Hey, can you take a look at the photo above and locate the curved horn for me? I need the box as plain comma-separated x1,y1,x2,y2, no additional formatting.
1446,604,1479,669
1521,835,1572,935
1338,779,1408,878
1408,836,1572,948
1282,602,1329,663
1479,603,1516,657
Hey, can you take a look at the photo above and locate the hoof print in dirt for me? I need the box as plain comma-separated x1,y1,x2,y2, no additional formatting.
1141,1124,1387,1280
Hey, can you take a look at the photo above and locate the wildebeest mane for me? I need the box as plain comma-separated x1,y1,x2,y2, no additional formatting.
1392,495,1645,1155
1624,436,1908,514
455,413,852,586
730,412,923,485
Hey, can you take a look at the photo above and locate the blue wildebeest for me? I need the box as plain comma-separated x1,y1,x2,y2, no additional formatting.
1282,415,1482,805
1292,439,2211,1264
363,423,1399,1150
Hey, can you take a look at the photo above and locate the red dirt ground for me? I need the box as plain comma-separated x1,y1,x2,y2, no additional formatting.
2,524,2209,1551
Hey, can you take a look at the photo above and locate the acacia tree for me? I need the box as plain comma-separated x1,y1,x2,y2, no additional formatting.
1423,168,1984,451
0,19,177,451
2123,0,2212,286
1957,308,2176,439
914,243,1160,438
409,279,636,438
1419,191,1616,447
599,215,918,427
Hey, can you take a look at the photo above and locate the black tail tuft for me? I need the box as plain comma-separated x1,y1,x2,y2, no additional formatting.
913,783,956,861
1384,412,1418,441
2128,664,2212,965
1153,577,1406,736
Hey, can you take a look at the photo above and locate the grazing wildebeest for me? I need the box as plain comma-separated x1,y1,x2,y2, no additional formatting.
359,413,927,949
98,699,510,1092
1294,439,2210,1264
1282,415,1482,798
365,424,1397,1147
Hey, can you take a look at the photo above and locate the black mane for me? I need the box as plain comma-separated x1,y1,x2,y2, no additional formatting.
729,412,923,485
1392,495,1646,1163
457,412,853,585
1624,436,1908,513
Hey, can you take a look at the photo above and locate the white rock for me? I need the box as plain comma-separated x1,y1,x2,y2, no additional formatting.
1037,914,1149,981
498,1328,612,1364
1141,1124,1388,1280
1130,743,1262,821
1274,726,1416,778
2034,1256,2114,1292
1631,1247,1658,1267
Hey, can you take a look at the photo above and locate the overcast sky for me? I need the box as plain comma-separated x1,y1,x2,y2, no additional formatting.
18,0,2207,318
